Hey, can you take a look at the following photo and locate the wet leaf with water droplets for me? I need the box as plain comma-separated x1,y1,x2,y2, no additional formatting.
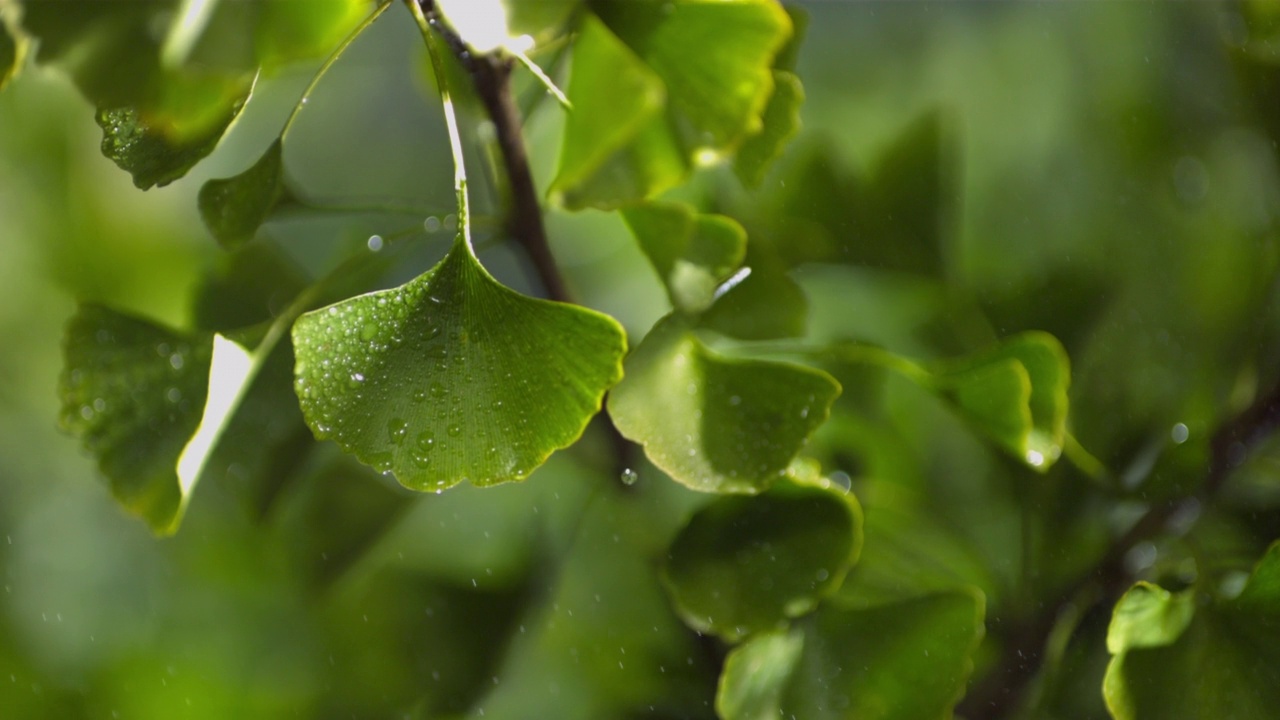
291,242,626,491
198,139,292,248
58,304,213,532
607,315,839,493
96,95,251,190
662,477,861,642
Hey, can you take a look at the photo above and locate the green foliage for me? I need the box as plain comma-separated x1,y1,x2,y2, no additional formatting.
292,238,626,491
552,0,791,208
9,2,1280,719
608,315,839,493
198,139,290,248
1104,542,1280,719
662,477,862,641
58,305,212,532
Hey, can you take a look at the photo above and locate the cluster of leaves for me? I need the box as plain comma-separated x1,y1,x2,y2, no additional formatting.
7,0,1280,718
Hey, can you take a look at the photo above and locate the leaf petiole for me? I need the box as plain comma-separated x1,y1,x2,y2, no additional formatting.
281,0,395,140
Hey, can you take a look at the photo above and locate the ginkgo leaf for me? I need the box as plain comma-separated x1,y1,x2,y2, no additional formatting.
734,71,803,189
621,201,747,314
719,590,986,720
58,304,213,532
198,139,291,248
291,239,627,491
607,315,839,493
97,91,252,189
1104,542,1280,720
932,331,1070,471
662,477,862,642
552,0,791,209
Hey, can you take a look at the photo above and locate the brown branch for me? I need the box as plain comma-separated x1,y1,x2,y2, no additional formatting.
959,378,1280,719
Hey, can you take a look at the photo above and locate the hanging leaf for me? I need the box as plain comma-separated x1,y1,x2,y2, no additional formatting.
58,304,213,533
552,0,792,209
734,71,804,188
1104,542,1280,720
621,201,747,314
933,331,1070,471
719,590,985,720
292,240,627,491
662,477,863,642
607,315,839,493
97,88,252,189
198,139,291,248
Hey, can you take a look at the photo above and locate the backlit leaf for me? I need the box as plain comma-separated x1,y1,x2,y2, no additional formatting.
198,139,290,248
58,304,213,533
662,477,862,641
292,239,627,491
97,89,252,189
552,0,791,209
607,315,840,493
621,201,747,314
1104,542,1280,720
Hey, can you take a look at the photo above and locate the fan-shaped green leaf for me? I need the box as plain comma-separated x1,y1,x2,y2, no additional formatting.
933,331,1070,471
734,71,803,188
607,315,839,493
716,629,804,720
552,0,791,209
58,305,213,532
1104,542,1280,720
198,139,290,248
291,240,627,491
621,202,747,314
720,590,985,720
662,477,862,642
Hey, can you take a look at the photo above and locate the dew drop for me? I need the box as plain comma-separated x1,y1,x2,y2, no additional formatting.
367,234,384,252
387,418,408,445
430,382,446,398
620,468,639,486
447,424,462,437
411,388,428,403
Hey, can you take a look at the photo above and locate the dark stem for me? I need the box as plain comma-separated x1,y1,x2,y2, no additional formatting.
958,378,1280,719
417,0,635,478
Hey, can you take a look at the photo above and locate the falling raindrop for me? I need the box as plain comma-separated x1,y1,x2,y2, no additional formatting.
367,234,384,252
620,468,639,486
